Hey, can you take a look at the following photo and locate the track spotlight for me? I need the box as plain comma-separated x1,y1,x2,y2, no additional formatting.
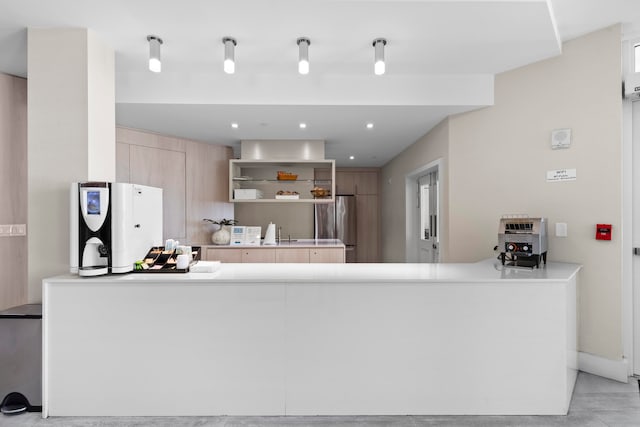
223,37,237,74
297,37,310,75
372,38,387,75
147,35,163,73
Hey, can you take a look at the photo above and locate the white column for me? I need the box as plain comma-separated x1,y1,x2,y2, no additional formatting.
28,28,115,302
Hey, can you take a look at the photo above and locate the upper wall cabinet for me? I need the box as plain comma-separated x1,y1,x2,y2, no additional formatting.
336,169,379,195
229,159,335,203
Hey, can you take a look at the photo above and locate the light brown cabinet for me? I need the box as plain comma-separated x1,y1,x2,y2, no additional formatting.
205,248,242,263
241,248,276,263
129,145,186,241
116,127,234,245
335,168,380,262
354,172,379,195
0,74,27,310
204,247,344,263
276,247,345,263
205,248,286,263
116,142,130,183
309,248,345,263
356,195,380,262
335,171,357,195
335,169,379,195
276,248,310,263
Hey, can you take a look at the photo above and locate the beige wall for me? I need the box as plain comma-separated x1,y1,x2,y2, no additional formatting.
381,118,450,262
382,26,623,361
27,28,115,303
87,30,116,182
0,73,27,310
449,25,622,359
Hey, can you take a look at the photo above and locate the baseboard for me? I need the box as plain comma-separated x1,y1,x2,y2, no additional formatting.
578,351,629,383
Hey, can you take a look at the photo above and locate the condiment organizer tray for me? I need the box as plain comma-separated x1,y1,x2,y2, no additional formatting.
133,246,201,273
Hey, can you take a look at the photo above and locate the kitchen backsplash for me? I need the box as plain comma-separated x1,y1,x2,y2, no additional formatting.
234,203,314,239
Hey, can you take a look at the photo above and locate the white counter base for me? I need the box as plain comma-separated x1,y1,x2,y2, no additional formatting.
42,259,579,417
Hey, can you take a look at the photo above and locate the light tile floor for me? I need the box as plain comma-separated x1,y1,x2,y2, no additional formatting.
2,372,639,426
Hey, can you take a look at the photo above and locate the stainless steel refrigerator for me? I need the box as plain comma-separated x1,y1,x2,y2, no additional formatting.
314,195,357,262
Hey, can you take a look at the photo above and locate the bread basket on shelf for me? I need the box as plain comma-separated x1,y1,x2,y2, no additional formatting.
310,187,330,198
277,171,298,181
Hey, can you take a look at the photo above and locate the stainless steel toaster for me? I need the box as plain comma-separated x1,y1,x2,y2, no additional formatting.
498,216,548,268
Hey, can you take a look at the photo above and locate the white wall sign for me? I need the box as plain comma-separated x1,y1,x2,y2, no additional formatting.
547,168,577,182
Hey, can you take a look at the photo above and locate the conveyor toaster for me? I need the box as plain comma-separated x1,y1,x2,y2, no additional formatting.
498,217,548,268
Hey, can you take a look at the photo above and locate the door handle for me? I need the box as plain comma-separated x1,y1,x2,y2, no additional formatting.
433,215,437,238
634,248,640,256
429,215,434,238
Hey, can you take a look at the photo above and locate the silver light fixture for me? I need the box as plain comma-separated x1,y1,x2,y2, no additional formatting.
297,37,310,75
223,37,237,74
372,38,387,75
147,35,163,73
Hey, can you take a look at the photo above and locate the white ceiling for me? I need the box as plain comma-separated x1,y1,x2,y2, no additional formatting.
0,0,639,166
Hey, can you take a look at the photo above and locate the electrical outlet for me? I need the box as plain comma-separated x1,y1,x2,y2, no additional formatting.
0,224,11,236
10,224,26,236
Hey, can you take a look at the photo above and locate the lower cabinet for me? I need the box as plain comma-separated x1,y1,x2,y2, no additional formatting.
310,248,345,263
205,248,242,263
204,247,344,263
241,249,276,263
276,248,310,263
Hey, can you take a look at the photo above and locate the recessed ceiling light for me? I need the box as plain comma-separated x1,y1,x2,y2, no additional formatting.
349,155,355,160
366,123,374,129
299,123,307,129
231,123,238,129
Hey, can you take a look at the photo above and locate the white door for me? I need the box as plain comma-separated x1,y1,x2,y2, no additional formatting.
633,100,640,375
417,171,439,263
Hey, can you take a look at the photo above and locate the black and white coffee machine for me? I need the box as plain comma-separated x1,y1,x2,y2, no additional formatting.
70,182,162,276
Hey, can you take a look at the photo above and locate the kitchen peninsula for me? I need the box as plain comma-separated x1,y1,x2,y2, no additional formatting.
42,258,580,417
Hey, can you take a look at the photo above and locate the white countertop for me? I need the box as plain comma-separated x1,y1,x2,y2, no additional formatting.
45,258,581,285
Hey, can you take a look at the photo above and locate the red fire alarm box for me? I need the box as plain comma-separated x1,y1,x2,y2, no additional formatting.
596,224,612,240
